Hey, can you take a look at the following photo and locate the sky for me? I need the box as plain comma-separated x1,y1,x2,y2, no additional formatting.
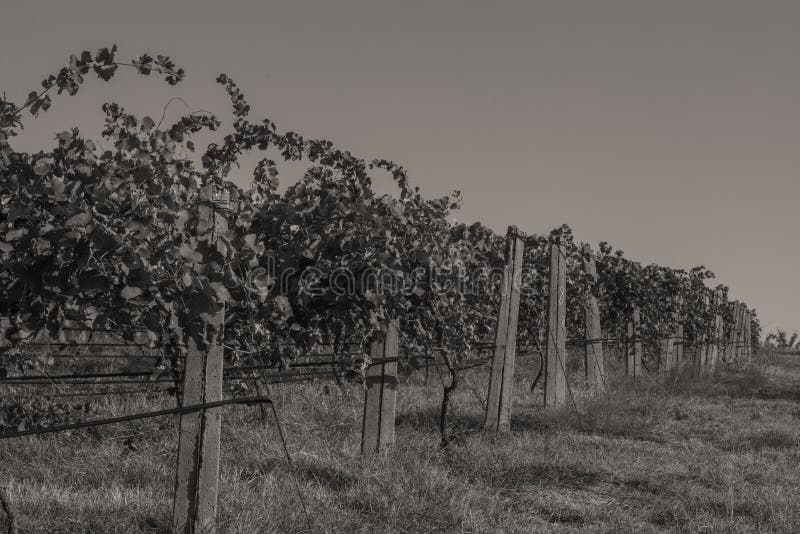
1,1,798,334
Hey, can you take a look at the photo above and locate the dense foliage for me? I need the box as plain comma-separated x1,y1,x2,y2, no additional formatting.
0,47,759,387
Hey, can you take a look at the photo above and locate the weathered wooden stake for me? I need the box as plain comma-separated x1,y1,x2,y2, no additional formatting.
736,304,744,361
707,291,723,371
741,307,746,360
172,306,225,534
544,243,567,408
659,298,676,372
659,334,674,372
361,320,399,455
173,197,227,534
697,333,707,375
697,295,710,375
673,297,684,369
0,485,17,534
731,302,739,362
626,307,642,378
485,227,524,433
733,302,745,363
742,305,751,360
725,301,741,364
582,245,605,394
723,302,733,363
744,308,753,360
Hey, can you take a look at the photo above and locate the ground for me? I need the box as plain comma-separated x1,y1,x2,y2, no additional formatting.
1,350,799,533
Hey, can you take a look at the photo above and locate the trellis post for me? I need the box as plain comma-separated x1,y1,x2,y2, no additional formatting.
361,320,399,455
673,296,684,369
172,198,226,534
736,304,744,361
738,304,746,361
732,303,741,362
725,301,741,364
626,307,642,378
742,305,751,360
659,298,676,372
582,244,605,394
747,308,753,358
697,294,710,375
172,306,225,534
723,302,733,363
732,302,744,363
707,290,723,370
739,304,747,360
485,227,524,433
659,337,673,371
544,242,567,408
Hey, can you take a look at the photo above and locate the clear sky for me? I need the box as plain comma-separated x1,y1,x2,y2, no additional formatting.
1,1,798,334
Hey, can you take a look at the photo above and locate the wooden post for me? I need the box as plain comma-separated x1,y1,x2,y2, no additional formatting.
626,307,642,378
173,197,226,534
0,485,17,534
736,302,743,363
659,298,676,372
742,306,751,360
739,304,747,360
736,304,744,361
723,302,734,363
582,245,605,394
659,336,673,372
673,297,684,369
697,294,710,375
485,227,524,433
745,310,754,358
731,302,744,363
697,332,707,375
731,302,739,362
0,317,10,352
361,320,399,455
728,301,744,364
172,306,225,534
544,243,567,408
707,291,723,371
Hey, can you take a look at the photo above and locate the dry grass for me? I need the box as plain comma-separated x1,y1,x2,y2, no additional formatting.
2,351,800,533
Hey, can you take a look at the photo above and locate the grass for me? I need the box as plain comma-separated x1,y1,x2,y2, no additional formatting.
1,350,800,533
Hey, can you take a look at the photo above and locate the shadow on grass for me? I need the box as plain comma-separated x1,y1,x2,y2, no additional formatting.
338,492,464,533
441,442,611,491
400,364,797,449
137,516,171,534
395,406,484,434
483,462,715,496
293,458,357,492
490,462,606,490
511,386,669,443
238,458,283,481
648,495,763,528
398,381,669,443
669,364,800,402
616,468,719,499
751,387,800,403
717,429,798,452
535,505,587,526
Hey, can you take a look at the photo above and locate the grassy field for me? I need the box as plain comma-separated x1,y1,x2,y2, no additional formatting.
1,350,800,533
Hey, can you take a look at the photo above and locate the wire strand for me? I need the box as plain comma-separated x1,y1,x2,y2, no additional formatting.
0,396,271,440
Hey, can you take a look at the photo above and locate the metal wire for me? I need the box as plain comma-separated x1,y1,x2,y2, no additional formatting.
253,381,312,530
0,396,272,440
